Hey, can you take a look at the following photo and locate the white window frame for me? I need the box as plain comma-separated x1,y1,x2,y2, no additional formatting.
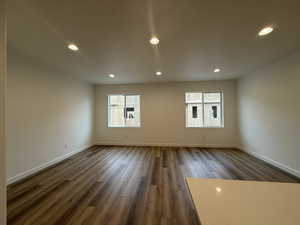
107,94,141,128
185,91,224,128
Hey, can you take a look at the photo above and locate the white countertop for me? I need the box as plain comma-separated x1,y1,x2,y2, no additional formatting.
186,178,300,225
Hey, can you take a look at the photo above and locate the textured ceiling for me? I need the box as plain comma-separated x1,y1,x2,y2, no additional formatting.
8,0,300,84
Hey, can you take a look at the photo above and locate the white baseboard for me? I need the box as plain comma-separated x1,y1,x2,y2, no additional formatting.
239,147,300,178
7,144,95,185
96,141,238,149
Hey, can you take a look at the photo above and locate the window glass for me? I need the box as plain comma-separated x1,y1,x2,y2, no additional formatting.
186,92,223,127
203,103,221,127
186,93,202,103
186,103,203,127
203,92,221,103
108,95,140,127
108,95,125,127
125,95,140,127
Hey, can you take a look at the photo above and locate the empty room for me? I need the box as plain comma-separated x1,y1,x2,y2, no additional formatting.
0,0,300,224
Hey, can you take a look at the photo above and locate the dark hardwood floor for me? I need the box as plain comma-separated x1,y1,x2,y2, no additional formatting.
7,146,299,225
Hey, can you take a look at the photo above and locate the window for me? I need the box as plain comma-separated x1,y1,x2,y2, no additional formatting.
186,92,223,128
108,95,140,127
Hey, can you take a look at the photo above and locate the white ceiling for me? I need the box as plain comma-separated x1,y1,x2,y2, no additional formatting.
8,0,300,84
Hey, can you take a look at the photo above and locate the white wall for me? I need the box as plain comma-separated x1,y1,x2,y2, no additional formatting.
0,0,7,223
238,51,300,176
6,49,95,182
95,81,238,147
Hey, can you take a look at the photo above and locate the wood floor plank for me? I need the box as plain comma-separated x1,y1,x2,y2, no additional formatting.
7,146,299,225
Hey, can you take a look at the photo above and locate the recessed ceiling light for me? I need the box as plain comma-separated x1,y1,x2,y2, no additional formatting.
214,68,221,73
68,44,79,51
156,71,162,76
109,74,115,78
258,26,274,36
150,37,159,45
216,187,222,193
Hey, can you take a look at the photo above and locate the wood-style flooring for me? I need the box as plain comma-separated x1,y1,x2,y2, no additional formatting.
7,146,299,225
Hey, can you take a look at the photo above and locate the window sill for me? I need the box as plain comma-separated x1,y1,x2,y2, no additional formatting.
108,126,141,128
186,126,224,129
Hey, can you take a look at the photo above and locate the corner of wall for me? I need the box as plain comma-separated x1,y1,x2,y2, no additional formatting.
238,145,300,178
7,144,95,185
0,0,6,223
236,62,300,179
